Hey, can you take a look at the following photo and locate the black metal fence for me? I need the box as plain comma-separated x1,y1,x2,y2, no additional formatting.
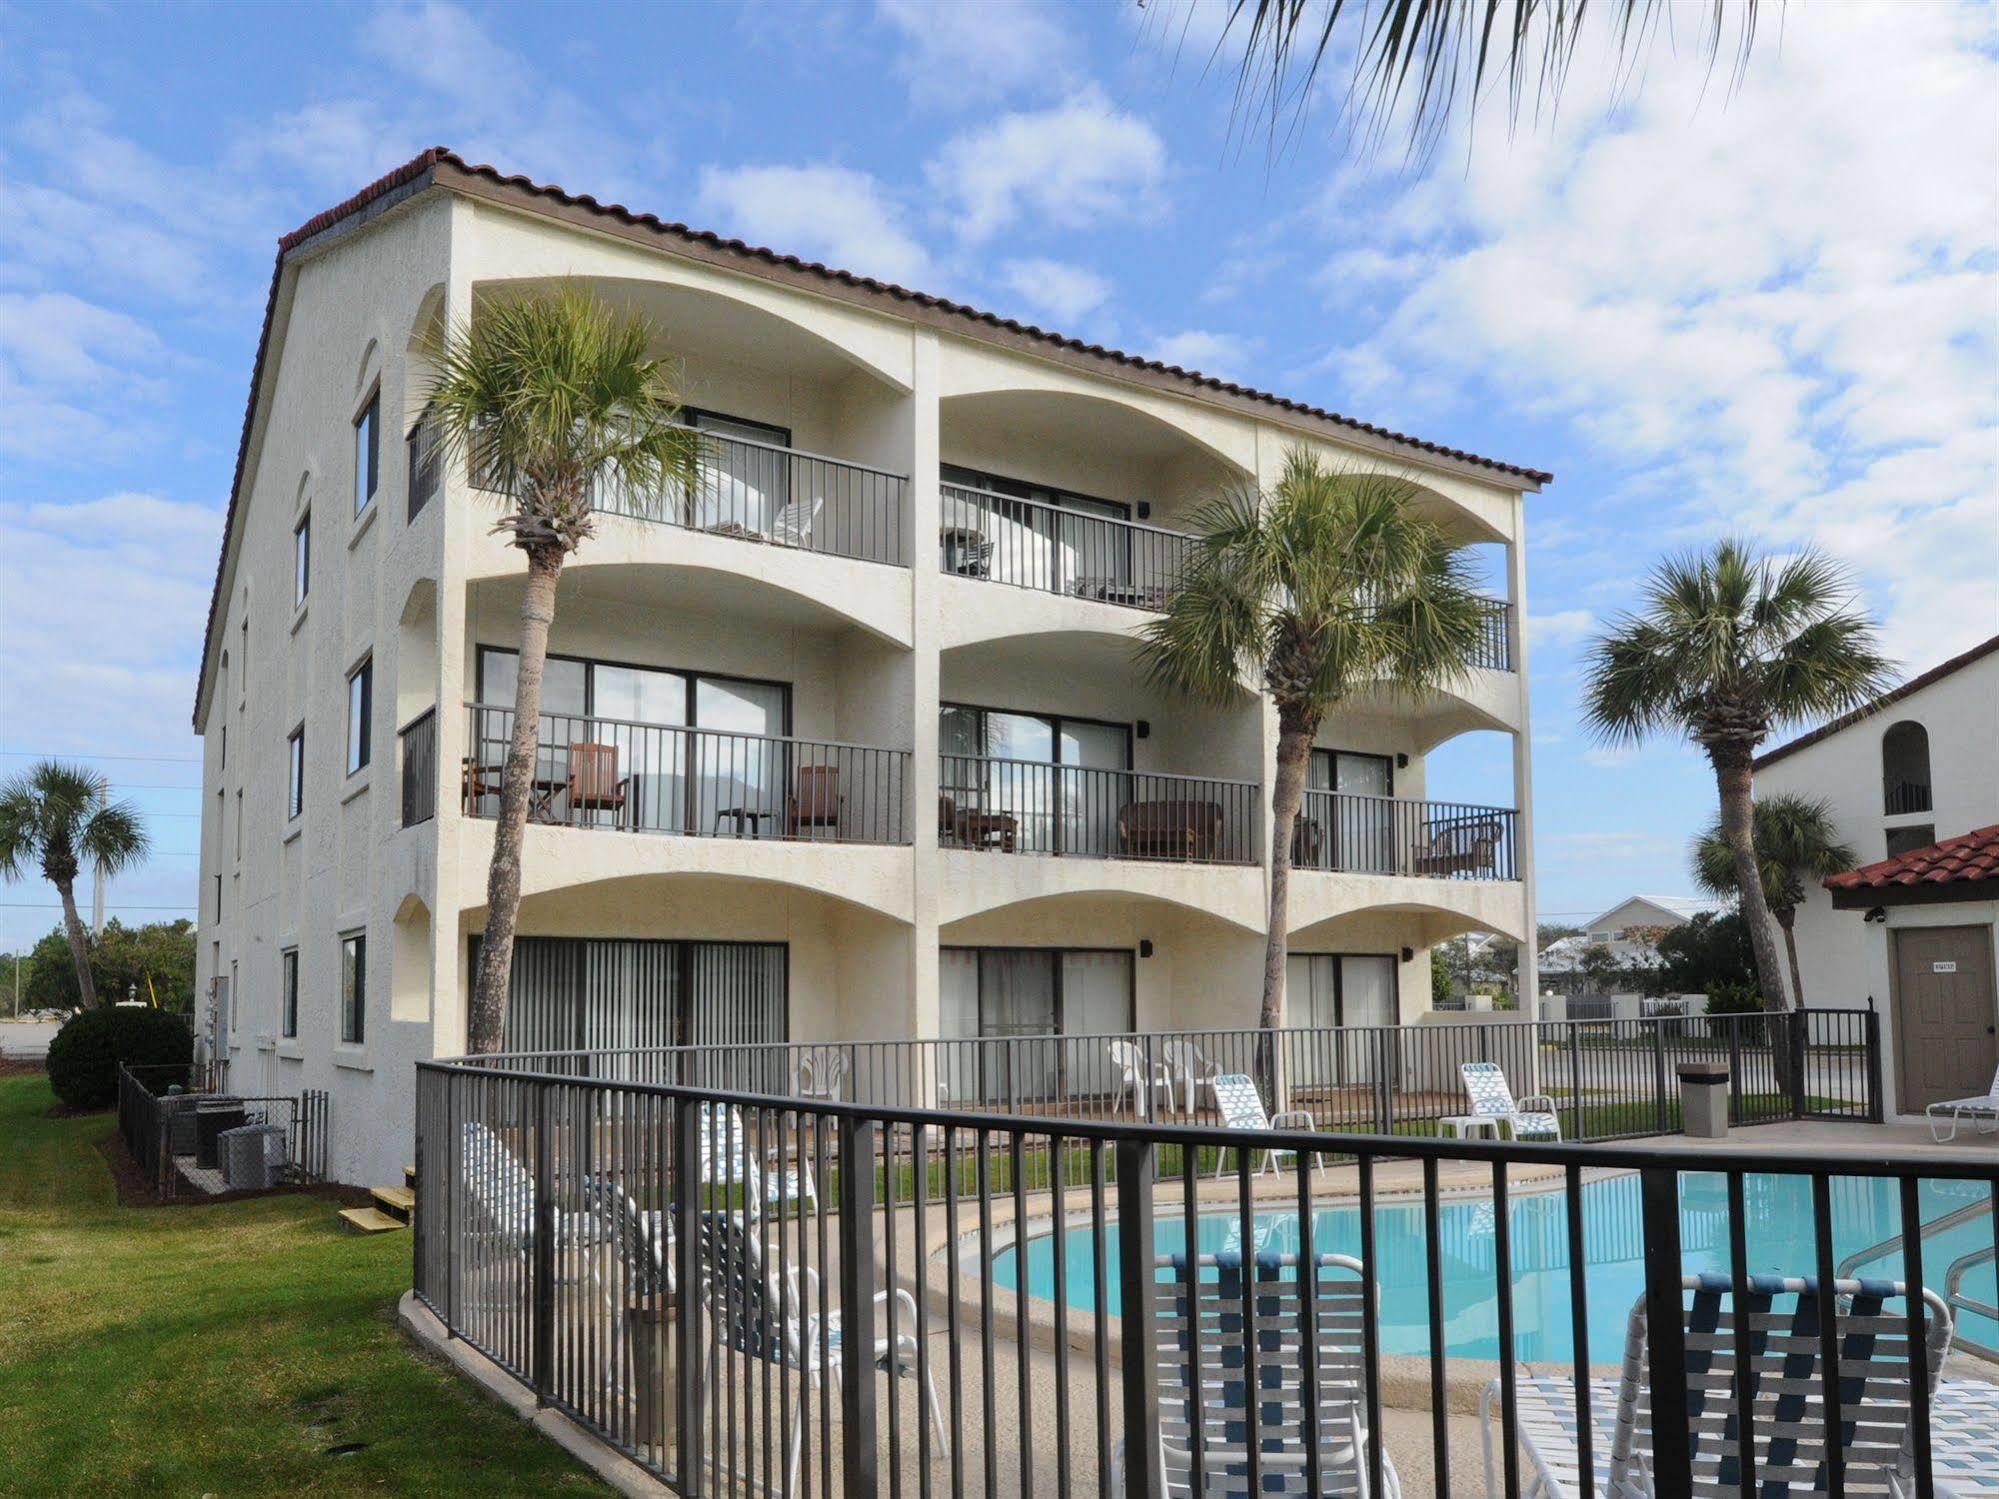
412,1037,1989,1499
1471,595,1513,671
1295,791,1519,881
594,428,909,567
116,1062,328,1200
939,754,1259,864
938,481,1200,610
467,705,911,846
400,706,438,827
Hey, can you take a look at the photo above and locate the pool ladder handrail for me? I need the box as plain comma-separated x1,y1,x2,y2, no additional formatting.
1835,1195,1993,1279
1943,1242,1997,1361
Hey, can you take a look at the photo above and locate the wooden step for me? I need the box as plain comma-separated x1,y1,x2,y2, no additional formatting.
338,1206,405,1234
370,1185,416,1222
403,1164,417,1190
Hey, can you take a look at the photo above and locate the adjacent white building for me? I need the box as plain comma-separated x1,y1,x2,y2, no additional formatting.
192,149,1548,1184
1755,634,1999,1117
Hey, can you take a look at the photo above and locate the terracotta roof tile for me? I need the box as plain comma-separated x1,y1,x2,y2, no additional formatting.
1824,824,1999,891
195,147,1553,725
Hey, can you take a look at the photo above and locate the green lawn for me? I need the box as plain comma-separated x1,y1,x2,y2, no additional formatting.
0,1074,604,1497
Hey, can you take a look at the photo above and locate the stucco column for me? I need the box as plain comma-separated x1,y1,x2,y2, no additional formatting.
907,330,943,1080
1507,527,1541,1022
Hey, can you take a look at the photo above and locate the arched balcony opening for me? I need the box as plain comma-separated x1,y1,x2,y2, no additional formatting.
1881,720,1932,815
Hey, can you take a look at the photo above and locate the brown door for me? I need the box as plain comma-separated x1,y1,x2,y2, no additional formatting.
1893,924,1999,1110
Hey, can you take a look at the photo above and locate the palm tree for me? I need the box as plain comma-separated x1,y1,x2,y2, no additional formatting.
1208,0,1765,155
1582,539,1889,1015
0,762,150,1010
1138,450,1489,1029
423,285,700,1054
1691,793,1855,1009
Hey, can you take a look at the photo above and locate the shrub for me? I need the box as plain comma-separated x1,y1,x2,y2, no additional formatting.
45,1006,193,1112
1705,982,1767,1044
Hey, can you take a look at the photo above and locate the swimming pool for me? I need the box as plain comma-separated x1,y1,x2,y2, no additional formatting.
990,1172,1998,1364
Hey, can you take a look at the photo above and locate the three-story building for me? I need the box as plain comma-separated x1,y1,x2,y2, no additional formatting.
193,149,1551,1183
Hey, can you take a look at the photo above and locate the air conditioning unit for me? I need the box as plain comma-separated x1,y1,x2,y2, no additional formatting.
219,1123,289,1189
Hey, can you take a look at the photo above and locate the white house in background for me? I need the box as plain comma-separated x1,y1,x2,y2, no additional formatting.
1754,634,1999,1119
1539,894,1728,988
191,148,1548,1185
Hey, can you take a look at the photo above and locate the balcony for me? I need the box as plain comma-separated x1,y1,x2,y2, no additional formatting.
939,754,1258,865
938,481,1197,610
1293,791,1518,881
464,704,911,845
398,706,438,828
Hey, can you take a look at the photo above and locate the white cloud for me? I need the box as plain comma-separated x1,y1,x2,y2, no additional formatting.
999,258,1111,327
877,0,1077,107
1527,609,1595,650
1146,329,1253,381
696,165,933,286
928,91,1167,243
1312,3,1998,667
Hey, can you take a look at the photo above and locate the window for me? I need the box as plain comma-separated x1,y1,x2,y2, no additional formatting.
281,949,299,1038
1886,823,1936,860
407,411,441,521
340,932,366,1044
677,409,793,533
354,389,380,517
938,947,1134,1103
938,703,1130,856
286,726,304,819
1285,953,1400,1087
939,462,1133,590
293,511,310,604
220,723,226,769
1881,720,1932,815
347,657,373,774
233,789,243,862
1299,748,1396,873
229,960,239,1034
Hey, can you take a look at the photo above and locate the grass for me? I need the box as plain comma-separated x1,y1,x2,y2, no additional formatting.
0,1074,604,1497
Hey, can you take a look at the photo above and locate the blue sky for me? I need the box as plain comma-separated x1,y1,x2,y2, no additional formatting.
1,0,1995,954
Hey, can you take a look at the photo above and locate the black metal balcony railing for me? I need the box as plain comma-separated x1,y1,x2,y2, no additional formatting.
1470,594,1512,671
398,706,438,827
1885,779,1934,816
939,753,1259,864
1295,791,1518,881
594,428,909,567
465,704,911,845
939,482,1198,610
407,1004,1986,1499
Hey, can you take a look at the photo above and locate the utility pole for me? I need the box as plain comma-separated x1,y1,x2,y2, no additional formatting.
91,861,105,939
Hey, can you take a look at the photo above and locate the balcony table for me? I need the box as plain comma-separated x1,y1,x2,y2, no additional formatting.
712,807,772,838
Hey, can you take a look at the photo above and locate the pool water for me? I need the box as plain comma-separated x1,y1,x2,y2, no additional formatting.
989,1172,1998,1364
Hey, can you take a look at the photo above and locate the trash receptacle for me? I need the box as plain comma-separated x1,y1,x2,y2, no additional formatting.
1678,1062,1730,1138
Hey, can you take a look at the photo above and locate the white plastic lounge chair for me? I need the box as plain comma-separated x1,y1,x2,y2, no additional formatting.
698,1212,947,1493
1458,1060,1563,1141
1927,1064,1999,1143
582,1175,674,1299
698,1102,820,1216
1211,1073,1318,1179
460,1119,607,1254
1479,1272,1954,1497
1119,1250,1401,1496
1161,1037,1220,1114
770,494,823,549
1929,1378,1999,1495
1108,1040,1173,1117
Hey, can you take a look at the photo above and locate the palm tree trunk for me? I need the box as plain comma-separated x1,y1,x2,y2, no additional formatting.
1777,906,1805,1008
467,547,564,1054
1260,719,1315,1031
54,876,99,1009
1712,755,1792,1013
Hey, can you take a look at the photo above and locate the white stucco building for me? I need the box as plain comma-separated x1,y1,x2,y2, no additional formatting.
1755,634,1999,1118
192,149,1548,1184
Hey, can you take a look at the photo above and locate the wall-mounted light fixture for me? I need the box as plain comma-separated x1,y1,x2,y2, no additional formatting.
1400,946,1415,962
1396,752,1410,768
1136,502,1152,520
1139,939,1155,958
1863,906,1887,924
1136,720,1151,739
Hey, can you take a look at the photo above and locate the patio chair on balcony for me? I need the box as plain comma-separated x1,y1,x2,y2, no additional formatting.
697,1102,820,1216
786,765,842,839
770,494,823,549
1410,817,1505,877
1211,1073,1319,1179
1452,1061,1561,1141
1291,816,1326,870
567,742,631,828
1926,1062,1999,1142
1119,799,1224,861
698,1211,948,1494
1108,1040,1174,1117
1479,1273,1955,1498
1121,1250,1401,1497
795,1045,846,1104
1161,1038,1220,1114
939,795,1018,852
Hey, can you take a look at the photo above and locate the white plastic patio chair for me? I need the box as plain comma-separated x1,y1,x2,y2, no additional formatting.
1478,1272,1954,1497
795,1045,847,1104
697,1102,820,1216
1926,1064,1999,1143
1108,1040,1173,1118
1118,1250,1401,1497
770,494,823,549
698,1211,947,1493
1161,1037,1220,1114
1458,1060,1562,1141
1211,1073,1318,1179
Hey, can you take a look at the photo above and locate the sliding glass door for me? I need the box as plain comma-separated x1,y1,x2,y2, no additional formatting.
1305,748,1395,873
1285,951,1401,1088
938,947,1135,1104
939,703,1130,855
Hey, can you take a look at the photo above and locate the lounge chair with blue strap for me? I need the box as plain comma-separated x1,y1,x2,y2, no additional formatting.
1479,1272,1959,1496
1211,1072,1319,1179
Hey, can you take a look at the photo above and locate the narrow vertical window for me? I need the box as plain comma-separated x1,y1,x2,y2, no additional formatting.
354,390,380,516
347,657,373,774
281,949,299,1039
340,932,366,1044
234,789,243,862
293,511,311,605
287,726,305,819
407,410,440,520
